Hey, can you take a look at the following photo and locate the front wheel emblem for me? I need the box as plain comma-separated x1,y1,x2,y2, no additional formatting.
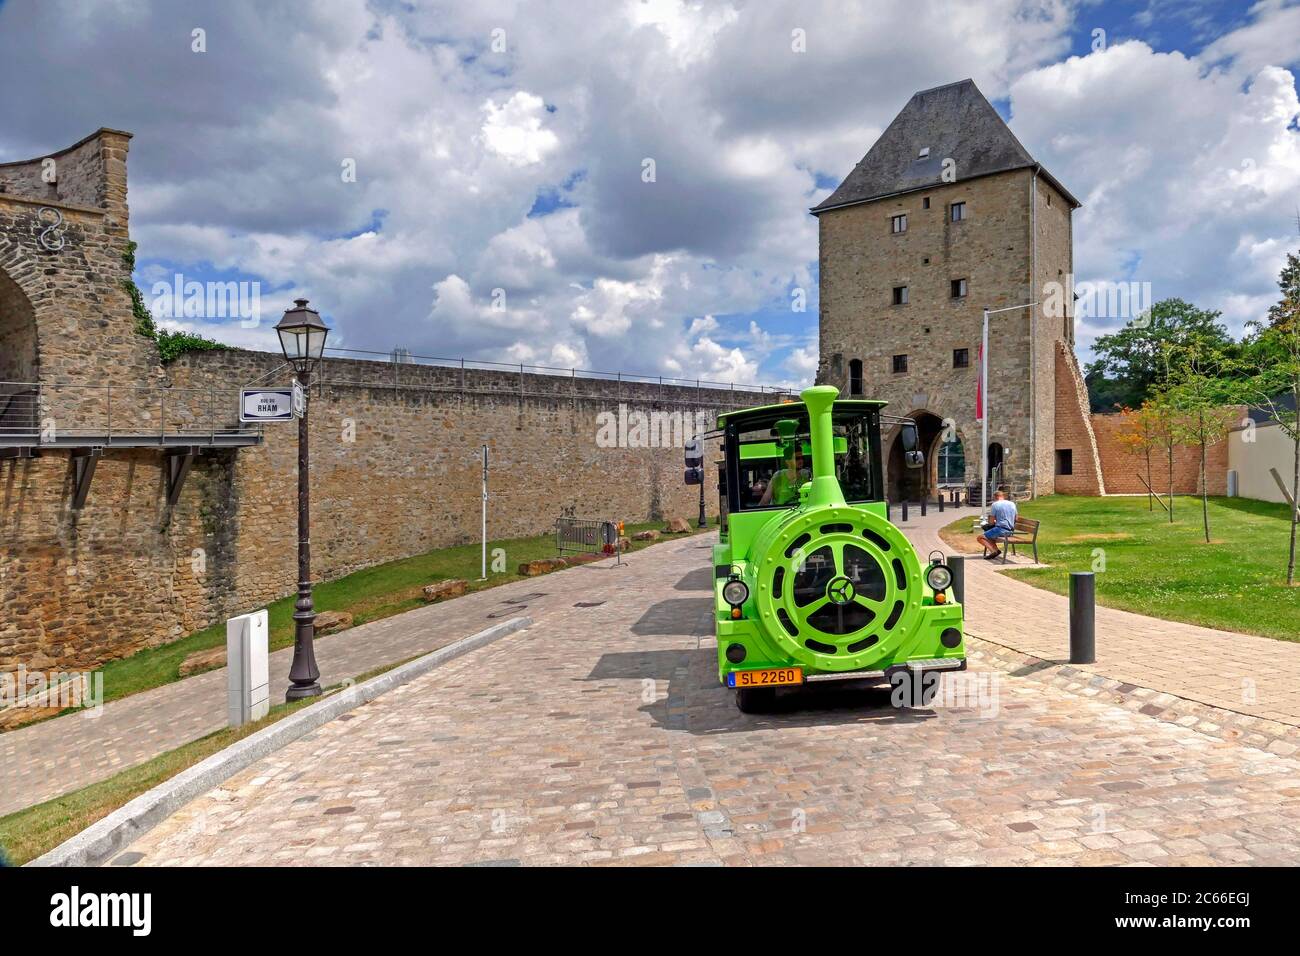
827,576,855,605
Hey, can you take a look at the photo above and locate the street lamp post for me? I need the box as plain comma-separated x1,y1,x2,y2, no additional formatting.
275,298,330,702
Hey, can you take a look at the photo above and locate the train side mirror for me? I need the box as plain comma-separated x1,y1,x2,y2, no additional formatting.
685,437,704,485
899,422,924,469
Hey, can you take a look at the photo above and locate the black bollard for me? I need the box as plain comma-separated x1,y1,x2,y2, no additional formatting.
920,497,927,517
886,501,891,522
901,500,909,522
938,493,944,513
949,555,964,605
1069,572,1096,664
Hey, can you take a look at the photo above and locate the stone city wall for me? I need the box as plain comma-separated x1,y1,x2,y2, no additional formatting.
2,347,778,672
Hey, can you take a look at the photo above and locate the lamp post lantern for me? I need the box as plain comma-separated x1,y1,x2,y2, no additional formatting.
275,298,330,701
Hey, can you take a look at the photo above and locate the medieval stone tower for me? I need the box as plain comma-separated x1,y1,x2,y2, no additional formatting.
814,79,1102,501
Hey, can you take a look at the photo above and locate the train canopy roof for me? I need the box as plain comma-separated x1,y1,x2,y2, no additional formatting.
717,397,888,429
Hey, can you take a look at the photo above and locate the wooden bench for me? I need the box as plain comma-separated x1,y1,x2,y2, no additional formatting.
1000,516,1041,564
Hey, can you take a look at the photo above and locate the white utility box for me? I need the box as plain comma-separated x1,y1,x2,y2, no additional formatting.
226,609,269,727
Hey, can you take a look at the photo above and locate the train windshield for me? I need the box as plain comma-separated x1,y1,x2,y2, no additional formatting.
729,404,881,511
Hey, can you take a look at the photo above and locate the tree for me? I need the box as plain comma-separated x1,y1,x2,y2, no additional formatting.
1144,394,1185,524
1239,248,1300,584
1114,404,1162,511
1086,299,1235,411
1160,334,1239,544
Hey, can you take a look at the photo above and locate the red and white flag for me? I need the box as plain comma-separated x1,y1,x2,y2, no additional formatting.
975,342,984,422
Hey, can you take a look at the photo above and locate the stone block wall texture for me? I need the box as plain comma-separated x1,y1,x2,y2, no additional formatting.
1032,176,1078,497
0,129,158,392
816,168,1096,500
2,346,773,672
1,449,237,670
168,349,762,617
1090,412,1230,496
1052,342,1105,495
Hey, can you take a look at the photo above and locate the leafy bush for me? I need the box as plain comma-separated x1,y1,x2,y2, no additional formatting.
155,329,229,362
122,241,230,362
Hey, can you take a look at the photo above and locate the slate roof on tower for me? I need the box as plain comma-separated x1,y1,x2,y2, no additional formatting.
811,79,1080,214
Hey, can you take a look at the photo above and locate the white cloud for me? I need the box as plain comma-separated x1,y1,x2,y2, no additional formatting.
1008,19,1300,355
5,0,1294,385
480,91,560,166
784,345,819,386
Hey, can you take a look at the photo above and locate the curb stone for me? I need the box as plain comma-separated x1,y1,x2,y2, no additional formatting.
967,635,1300,751
27,616,532,868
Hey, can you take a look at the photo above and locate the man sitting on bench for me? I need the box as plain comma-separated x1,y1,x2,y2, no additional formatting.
977,490,1017,560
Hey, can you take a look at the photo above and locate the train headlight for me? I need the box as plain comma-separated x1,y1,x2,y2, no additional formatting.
722,579,749,607
926,564,953,592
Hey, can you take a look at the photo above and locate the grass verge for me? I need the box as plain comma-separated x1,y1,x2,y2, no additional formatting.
939,495,1300,642
0,651,435,866
74,520,705,710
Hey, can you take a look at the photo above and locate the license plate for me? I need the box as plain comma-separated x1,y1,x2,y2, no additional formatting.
728,667,803,688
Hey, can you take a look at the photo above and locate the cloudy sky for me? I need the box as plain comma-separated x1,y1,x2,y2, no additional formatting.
1,0,1297,388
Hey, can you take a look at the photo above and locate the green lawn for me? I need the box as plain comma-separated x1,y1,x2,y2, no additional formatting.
941,495,1300,642
83,520,704,709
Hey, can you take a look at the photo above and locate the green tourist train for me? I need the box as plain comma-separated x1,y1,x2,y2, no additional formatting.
694,385,965,712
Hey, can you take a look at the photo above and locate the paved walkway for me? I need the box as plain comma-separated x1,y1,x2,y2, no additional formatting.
112,525,1300,866
0,542,692,816
8,504,1300,821
898,506,1300,730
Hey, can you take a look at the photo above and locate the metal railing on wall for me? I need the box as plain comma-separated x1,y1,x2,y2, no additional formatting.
312,346,796,407
0,381,261,444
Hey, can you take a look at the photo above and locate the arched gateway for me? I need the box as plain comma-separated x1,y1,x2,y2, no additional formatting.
884,410,964,503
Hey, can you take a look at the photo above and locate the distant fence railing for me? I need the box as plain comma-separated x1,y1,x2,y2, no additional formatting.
315,347,796,406
0,381,261,443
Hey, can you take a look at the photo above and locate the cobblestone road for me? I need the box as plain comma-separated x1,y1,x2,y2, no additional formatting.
114,535,1300,866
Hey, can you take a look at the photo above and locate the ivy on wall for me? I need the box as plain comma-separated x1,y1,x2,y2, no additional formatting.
123,241,231,363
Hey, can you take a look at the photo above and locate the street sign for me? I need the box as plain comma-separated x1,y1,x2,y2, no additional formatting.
240,388,295,423
684,437,704,485
292,380,306,419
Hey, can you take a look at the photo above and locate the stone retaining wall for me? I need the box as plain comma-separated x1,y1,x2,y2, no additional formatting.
2,347,770,672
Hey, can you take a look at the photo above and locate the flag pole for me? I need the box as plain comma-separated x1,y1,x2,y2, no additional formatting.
981,307,989,512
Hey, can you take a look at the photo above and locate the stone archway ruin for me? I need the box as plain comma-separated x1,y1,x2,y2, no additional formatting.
0,265,38,384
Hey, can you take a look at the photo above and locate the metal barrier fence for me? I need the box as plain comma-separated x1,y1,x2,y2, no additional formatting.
556,516,619,556
325,346,792,399
0,381,261,444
